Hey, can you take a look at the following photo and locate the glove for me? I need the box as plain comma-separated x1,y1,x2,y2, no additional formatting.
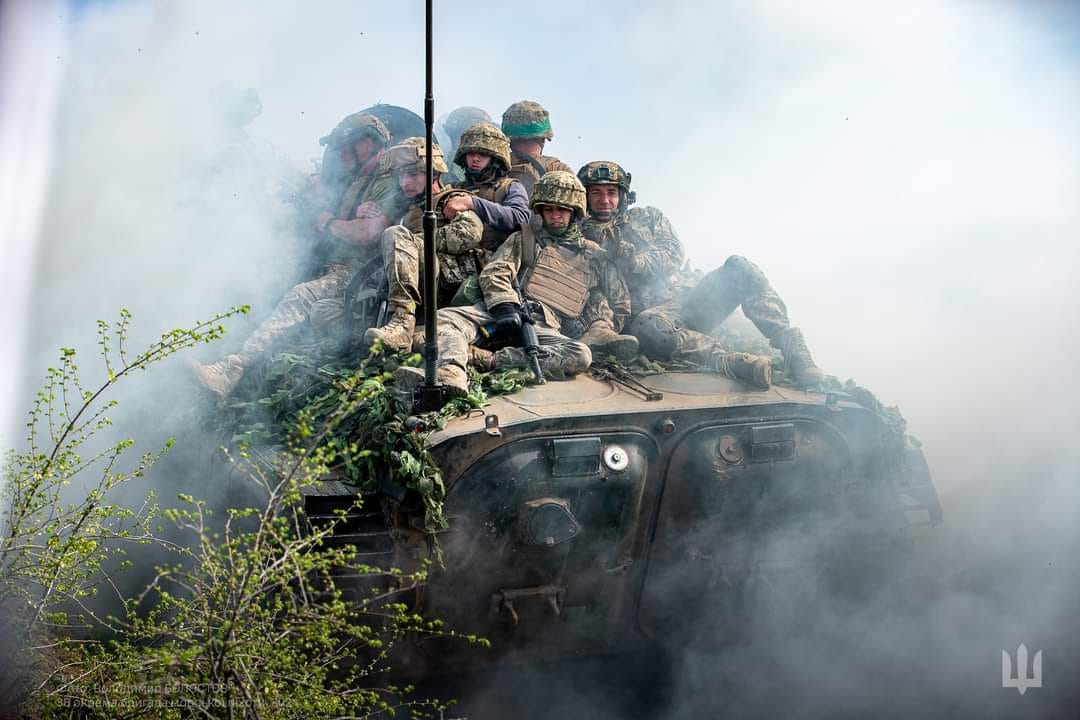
488,302,522,334
615,240,640,273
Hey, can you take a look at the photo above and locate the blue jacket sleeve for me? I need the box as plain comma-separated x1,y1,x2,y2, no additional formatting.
471,181,531,233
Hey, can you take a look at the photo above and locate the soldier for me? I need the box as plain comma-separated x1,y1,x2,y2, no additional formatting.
363,138,485,352
450,123,530,251
394,171,627,398
188,113,405,397
500,100,573,195
578,161,825,387
441,106,491,184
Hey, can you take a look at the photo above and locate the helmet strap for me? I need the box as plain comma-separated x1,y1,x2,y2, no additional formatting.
465,164,499,185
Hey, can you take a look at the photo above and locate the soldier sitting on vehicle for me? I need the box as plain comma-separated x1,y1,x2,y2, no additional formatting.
187,113,406,397
449,123,530,252
393,171,629,399
363,138,485,353
578,160,825,388
440,106,491,185
501,101,574,196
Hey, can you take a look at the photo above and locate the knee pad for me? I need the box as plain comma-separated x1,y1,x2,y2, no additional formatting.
308,298,344,328
566,342,592,375
722,255,769,293
628,311,680,359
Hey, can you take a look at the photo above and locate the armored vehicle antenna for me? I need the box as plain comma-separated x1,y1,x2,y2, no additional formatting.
418,0,442,410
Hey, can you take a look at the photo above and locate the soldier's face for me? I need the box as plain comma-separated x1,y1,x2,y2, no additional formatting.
510,138,545,158
338,145,358,171
587,185,620,220
539,204,572,230
351,137,379,164
465,152,491,172
397,171,427,198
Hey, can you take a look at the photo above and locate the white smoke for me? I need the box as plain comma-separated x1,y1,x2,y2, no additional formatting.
2,0,1079,715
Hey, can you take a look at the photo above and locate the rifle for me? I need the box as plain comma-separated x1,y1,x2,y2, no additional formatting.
343,253,388,352
480,277,546,385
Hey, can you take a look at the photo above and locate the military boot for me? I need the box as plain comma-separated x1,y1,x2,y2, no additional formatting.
775,327,824,386
712,351,772,389
364,311,416,354
578,324,640,364
468,345,496,371
186,354,245,398
393,365,469,401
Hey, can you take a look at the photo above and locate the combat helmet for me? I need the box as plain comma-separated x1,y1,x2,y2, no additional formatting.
530,170,587,219
453,123,512,171
578,160,637,214
383,137,449,175
501,100,555,141
445,106,492,145
320,112,391,151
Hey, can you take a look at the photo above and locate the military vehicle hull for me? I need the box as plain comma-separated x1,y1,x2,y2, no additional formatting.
305,371,941,674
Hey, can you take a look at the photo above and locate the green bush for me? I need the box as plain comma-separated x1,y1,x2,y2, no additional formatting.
1,309,478,719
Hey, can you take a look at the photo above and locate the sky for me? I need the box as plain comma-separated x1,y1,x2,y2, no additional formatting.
2,0,1080,714
3,0,1079,446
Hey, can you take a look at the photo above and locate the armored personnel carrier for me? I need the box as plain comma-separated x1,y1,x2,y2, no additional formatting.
297,2,941,674
304,368,941,673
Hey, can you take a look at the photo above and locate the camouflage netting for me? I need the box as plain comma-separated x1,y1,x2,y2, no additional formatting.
214,337,533,532
215,316,910,534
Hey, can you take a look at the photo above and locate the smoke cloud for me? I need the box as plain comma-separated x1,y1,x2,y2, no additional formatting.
2,0,1079,716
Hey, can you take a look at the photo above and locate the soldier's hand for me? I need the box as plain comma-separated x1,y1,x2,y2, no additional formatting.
615,240,636,259
489,302,523,335
315,211,335,233
615,241,640,272
442,194,474,220
354,201,383,219
581,240,609,259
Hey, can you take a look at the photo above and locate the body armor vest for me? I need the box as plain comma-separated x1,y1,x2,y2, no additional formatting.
507,152,563,197
334,152,384,219
508,158,544,197
520,224,592,319
335,173,374,219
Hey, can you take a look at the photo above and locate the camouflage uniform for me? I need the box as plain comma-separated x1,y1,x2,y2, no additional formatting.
380,190,485,314
365,138,484,352
579,160,820,386
315,113,396,222
394,172,617,397
188,114,404,396
501,101,574,196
